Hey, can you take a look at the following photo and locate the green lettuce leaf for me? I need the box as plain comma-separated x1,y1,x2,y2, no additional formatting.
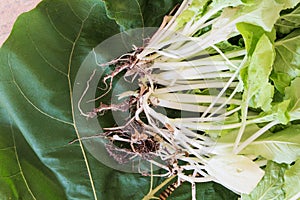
241,125,300,164
240,33,275,111
285,77,300,120
283,159,300,200
275,4,300,34
241,161,287,200
272,29,300,93
235,0,285,32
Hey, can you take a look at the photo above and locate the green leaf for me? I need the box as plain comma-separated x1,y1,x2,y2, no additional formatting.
0,0,237,199
285,77,300,120
275,4,300,34
272,100,291,124
0,0,151,199
241,161,287,200
276,0,300,9
270,72,292,94
103,0,182,30
237,23,276,56
236,0,285,32
272,29,300,91
241,34,275,111
284,159,300,200
241,125,300,164
0,106,66,200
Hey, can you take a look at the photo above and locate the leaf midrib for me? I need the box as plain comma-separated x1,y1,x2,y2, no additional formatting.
66,2,98,200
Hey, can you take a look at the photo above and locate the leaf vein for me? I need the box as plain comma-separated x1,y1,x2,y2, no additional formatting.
66,1,98,199
11,122,37,200
133,0,145,28
46,8,74,44
26,21,68,76
7,55,73,126
67,0,84,21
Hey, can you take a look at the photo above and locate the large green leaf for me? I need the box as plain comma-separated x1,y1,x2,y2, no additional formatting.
0,0,237,199
0,0,149,199
0,106,66,199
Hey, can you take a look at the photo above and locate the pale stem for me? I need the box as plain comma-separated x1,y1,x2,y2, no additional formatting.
211,45,238,69
200,55,246,118
153,81,238,94
207,82,242,118
235,120,279,154
142,175,177,200
233,98,249,153
153,93,242,105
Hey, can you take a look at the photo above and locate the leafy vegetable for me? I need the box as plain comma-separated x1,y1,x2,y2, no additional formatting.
275,4,300,34
242,125,300,164
241,161,287,200
284,159,300,200
272,29,300,93
1,0,300,199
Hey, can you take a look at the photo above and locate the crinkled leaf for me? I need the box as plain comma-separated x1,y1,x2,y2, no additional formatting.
285,77,300,120
272,29,300,93
275,4,300,34
241,125,300,164
241,34,275,111
283,159,300,200
241,161,287,200
235,0,284,32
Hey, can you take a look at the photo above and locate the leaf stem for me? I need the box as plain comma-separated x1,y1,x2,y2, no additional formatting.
235,120,279,154
142,175,177,200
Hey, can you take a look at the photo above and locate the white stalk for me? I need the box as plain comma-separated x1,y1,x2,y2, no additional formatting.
150,60,241,70
210,44,239,70
207,82,242,118
152,71,235,81
235,120,279,154
152,93,242,105
154,80,238,94
150,97,223,114
138,0,192,58
200,55,247,118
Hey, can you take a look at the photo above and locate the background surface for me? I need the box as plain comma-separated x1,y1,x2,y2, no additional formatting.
0,0,41,46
